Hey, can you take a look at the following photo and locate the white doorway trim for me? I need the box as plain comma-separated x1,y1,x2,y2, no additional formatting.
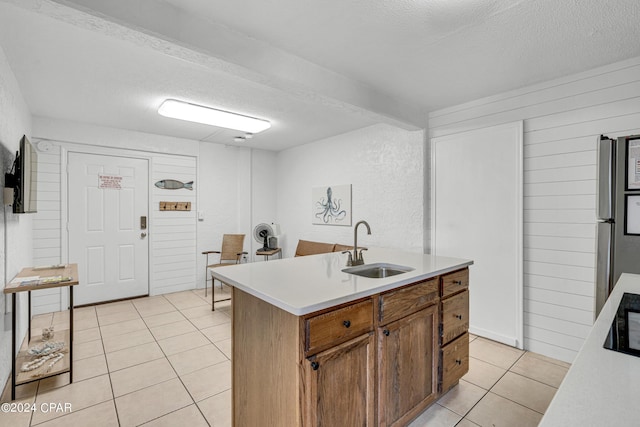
431,121,524,348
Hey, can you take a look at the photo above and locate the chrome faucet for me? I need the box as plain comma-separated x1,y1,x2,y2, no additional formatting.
343,220,371,266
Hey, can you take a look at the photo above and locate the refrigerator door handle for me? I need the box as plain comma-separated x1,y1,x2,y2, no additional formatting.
595,221,613,317
597,136,615,220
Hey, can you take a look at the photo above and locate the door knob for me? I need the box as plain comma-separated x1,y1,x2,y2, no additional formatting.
141,232,147,238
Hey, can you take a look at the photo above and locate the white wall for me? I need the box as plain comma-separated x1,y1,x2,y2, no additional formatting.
250,149,278,260
429,56,640,363
0,44,32,393
30,118,278,311
276,124,425,257
195,143,277,283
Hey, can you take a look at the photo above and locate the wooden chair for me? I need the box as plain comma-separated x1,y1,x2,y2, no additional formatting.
294,240,336,257
333,244,353,252
202,234,247,310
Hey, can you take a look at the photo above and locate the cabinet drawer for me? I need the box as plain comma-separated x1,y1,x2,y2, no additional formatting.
441,268,469,299
441,290,469,344
379,278,439,325
440,332,469,392
305,300,373,355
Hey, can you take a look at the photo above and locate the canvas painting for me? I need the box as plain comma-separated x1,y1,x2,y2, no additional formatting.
312,184,352,226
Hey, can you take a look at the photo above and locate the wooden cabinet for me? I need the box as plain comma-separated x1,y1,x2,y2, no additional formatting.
379,278,438,324
439,268,470,393
305,299,373,355
441,332,469,392
441,290,469,344
232,267,470,427
378,305,438,427
304,334,375,426
303,299,375,426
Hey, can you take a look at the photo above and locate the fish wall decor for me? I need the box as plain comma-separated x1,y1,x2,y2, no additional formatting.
155,179,194,190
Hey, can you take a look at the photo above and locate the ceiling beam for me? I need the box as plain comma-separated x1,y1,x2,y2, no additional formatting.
7,0,426,130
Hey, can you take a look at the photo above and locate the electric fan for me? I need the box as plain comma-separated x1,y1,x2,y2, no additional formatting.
253,223,275,252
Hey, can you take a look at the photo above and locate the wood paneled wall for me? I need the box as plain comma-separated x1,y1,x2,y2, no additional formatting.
429,56,640,362
31,142,197,314
151,154,197,295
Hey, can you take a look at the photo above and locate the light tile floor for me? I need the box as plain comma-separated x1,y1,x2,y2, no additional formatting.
2,288,570,426
409,334,570,427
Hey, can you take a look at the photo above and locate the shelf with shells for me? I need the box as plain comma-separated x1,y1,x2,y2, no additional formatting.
15,330,70,385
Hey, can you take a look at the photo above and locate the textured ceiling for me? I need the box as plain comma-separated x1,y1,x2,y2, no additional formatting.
165,0,640,110
0,0,639,151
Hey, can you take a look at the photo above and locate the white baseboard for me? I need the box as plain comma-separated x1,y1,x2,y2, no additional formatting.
470,325,521,349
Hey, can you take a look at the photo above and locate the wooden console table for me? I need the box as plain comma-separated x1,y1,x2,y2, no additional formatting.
3,264,78,400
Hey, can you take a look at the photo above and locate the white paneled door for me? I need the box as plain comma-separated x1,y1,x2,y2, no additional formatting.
432,121,523,348
68,152,149,305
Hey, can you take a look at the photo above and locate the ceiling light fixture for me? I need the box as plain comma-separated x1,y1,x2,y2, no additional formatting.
158,99,271,133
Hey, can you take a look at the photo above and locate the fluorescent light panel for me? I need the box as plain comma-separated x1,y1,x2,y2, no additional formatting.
158,99,271,133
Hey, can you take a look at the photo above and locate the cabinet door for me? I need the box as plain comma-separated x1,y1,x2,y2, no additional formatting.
304,333,375,427
378,304,438,427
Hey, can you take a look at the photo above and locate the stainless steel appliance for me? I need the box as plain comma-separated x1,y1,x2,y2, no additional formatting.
596,134,640,315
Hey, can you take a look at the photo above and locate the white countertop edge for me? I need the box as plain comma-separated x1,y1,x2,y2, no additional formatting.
212,252,472,316
539,273,640,426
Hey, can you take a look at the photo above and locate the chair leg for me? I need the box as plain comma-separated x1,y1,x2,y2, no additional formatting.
204,254,209,297
211,274,215,311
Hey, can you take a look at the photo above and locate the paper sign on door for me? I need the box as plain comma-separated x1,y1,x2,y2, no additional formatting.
99,175,123,189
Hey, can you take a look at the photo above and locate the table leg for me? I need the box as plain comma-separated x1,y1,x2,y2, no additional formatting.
69,287,73,383
11,294,16,401
28,291,31,342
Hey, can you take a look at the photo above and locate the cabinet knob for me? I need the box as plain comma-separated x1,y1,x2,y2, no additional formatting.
311,361,319,371
455,314,463,320
455,359,462,365
343,320,351,328
383,329,390,336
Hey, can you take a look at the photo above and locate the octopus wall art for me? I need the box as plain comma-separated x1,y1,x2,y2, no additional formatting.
312,184,352,226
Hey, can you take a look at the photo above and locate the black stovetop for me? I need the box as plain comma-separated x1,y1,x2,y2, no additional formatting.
604,292,640,357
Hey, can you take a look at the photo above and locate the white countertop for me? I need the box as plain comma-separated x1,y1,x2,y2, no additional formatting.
540,273,640,426
211,247,472,315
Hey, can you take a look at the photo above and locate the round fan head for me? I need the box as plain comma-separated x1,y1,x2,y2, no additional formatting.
253,223,274,251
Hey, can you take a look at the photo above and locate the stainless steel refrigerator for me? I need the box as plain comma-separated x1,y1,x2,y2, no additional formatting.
596,134,640,315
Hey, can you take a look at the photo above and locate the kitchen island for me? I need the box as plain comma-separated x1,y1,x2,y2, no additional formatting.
540,273,640,426
212,247,473,426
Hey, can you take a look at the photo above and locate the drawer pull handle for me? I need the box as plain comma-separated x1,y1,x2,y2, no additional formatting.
455,359,462,365
311,361,320,371
343,320,351,328
383,329,390,336
453,280,463,285
455,314,463,320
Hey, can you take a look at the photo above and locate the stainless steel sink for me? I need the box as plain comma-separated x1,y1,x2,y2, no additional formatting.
342,263,414,278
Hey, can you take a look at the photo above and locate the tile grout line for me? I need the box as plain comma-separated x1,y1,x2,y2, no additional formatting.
24,293,229,426
455,346,528,423
128,296,224,425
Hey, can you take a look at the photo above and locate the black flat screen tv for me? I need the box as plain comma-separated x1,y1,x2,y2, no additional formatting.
10,135,38,213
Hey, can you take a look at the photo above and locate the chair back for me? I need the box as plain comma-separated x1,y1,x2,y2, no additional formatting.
220,234,245,262
295,240,336,257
